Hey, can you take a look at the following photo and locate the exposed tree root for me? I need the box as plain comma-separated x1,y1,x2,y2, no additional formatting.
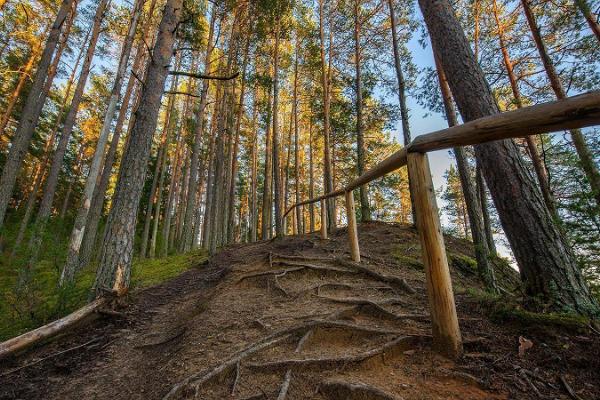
271,253,334,263
246,335,426,371
319,378,402,400
334,258,416,294
312,282,394,296
231,361,241,396
237,267,305,283
274,259,354,274
135,325,187,348
316,295,428,322
162,319,400,399
276,330,313,400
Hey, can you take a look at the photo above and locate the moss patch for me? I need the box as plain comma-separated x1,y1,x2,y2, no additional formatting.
0,249,207,341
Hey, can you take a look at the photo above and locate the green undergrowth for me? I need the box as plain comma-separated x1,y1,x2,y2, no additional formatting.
464,287,590,332
0,246,208,341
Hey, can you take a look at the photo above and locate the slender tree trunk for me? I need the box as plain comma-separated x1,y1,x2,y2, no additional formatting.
10,45,83,255
476,164,496,256
249,85,259,242
261,83,273,240
0,39,43,137
162,119,184,256
387,0,415,223
94,0,182,296
521,0,600,210
61,0,144,284
434,53,496,291
419,0,598,314
292,42,303,234
27,0,109,268
353,0,371,222
308,115,315,232
33,0,107,225
182,9,216,251
201,95,219,250
0,0,76,230
226,38,250,244
318,0,336,232
574,0,600,41
81,0,160,267
272,23,283,237
491,0,556,217
59,145,85,219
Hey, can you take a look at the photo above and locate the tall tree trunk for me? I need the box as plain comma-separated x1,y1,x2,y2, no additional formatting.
79,0,160,268
354,0,371,222
476,165,497,256
249,84,259,242
201,93,220,250
10,41,83,255
226,37,250,244
434,53,496,291
387,0,415,223
308,115,315,232
272,23,283,237
140,71,179,258
182,9,216,251
292,41,303,234
0,37,43,137
521,0,600,210
162,117,185,256
261,83,273,240
419,0,599,314
94,0,182,296
574,0,600,41
0,0,76,230
491,0,556,217
27,0,109,267
318,0,336,232
61,0,144,284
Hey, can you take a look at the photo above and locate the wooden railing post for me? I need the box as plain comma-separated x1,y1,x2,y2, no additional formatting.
407,151,462,359
345,190,360,262
320,199,328,239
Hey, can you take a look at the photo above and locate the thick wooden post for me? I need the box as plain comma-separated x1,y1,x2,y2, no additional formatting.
320,199,328,239
345,190,360,262
407,152,462,358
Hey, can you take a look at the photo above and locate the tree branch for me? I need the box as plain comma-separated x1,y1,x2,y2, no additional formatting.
168,70,240,81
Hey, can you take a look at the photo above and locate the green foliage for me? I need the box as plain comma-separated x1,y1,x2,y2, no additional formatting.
0,217,208,341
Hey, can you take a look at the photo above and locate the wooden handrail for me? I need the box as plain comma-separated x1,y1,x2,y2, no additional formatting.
283,90,600,218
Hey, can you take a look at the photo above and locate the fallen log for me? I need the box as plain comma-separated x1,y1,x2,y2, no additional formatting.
0,297,107,360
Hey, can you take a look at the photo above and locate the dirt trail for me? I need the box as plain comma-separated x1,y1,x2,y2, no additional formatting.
1,222,599,399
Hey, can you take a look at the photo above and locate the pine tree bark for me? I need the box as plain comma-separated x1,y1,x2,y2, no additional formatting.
521,0,600,210
308,116,315,232
272,23,283,237
94,0,182,296
249,84,259,242
434,53,496,291
0,0,76,230
354,0,371,222
27,0,109,267
292,41,303,234
387,0,415,223
419,0,599,314
33,0,107,224
61,0,144,284
574,0,600,41
182,8,216,251
491,0,556,218
261,83,274,240
318,0,336,231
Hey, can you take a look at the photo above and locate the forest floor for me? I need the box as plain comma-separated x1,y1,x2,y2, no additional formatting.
1,221,599,400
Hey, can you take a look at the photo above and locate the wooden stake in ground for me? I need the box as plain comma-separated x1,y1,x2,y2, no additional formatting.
345,190,360,262
320,199,328,240
407,151,462,359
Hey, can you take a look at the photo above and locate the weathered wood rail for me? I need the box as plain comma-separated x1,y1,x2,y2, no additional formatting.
283,90,600,358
